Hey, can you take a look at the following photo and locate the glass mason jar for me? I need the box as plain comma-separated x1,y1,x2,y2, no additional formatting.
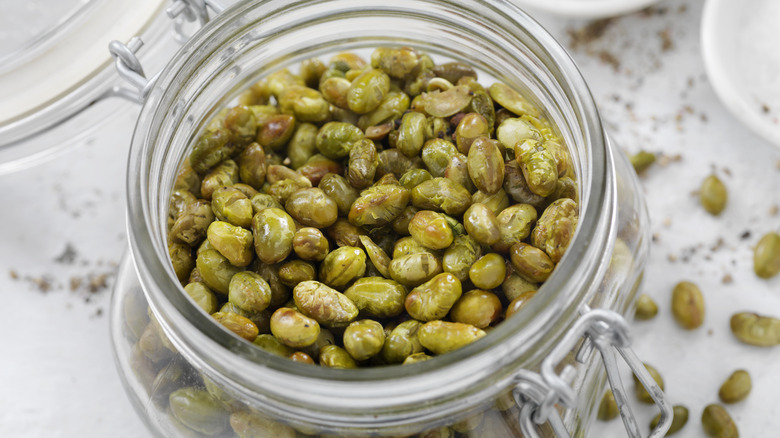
110,0,670,437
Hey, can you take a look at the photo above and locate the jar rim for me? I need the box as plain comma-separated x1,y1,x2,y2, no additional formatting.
126,0,609,422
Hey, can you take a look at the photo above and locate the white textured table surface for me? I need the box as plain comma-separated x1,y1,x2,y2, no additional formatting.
1,0,779,436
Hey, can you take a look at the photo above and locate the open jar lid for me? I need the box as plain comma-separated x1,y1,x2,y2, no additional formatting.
0,0,169,172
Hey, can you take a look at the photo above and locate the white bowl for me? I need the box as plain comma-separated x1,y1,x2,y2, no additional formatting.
509,0,663,19
701,0,780,147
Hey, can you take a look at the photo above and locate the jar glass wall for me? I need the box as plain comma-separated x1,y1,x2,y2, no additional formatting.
110,0,651,436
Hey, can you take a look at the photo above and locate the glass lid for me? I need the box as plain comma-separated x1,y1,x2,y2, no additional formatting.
0,0,93,70
0,0,168,171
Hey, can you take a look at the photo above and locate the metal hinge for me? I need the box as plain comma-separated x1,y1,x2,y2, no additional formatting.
108,0,226,103
513,307,672,438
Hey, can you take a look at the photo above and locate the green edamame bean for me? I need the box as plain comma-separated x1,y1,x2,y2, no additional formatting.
719,370,751,404
318,173,359,217
319,246,367,289
343,319,385,361
403,352,433,365
421,138,459,178
371,46,420,79
468,253,506,290
169,387,229,435
633,363,664,404
463,203,500,246
503,159,545,207
184,282,218,314
397,111,430,158
212,311,259,341
292,227,330,262
211,186,253,229
196,249,242,295
444,152,477,193
454,112,490,154
320,76,351,109
423,85,472,117
169,242,194,284
278,85,330,122
494,204,538,253
287,123,319,169
316,122,364,159
450,290,502,328
171,200,215,247
189,128,236,175
256,114,295,150
405,272,462,321
729,312,780,346
293,281,359,326
488,83,540,118
635,294,658,320
285,187,339,228
228,271,272,313
472,188,510,216
505,290,537,319
389,252,443,287
349,183,411,228
206,221,253,267
671,281,705,330
253,334,294,357
408,210,454,250
754,232,780,279
346,139,379,189
270,307,320,348
515,139,557,197
229,411,296,438
531,198,578,263
251,208,296,264
509,242,553,283
319,344,358,369
399,169,433,191
382,320,424,364
701,404,738,438
277,260,317,288
418,320,486,355
411,177,472,216
344,277,406,318
630,150,655,175
467,137,504,195
348,69,390,114
650,405,688,435
357,91,411,130
201,159,239,200
597,390,619,421
700,174,728,216
442,234,481,282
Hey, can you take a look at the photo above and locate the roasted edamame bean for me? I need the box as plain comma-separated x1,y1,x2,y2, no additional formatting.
671,281,705,330
719,370,751,404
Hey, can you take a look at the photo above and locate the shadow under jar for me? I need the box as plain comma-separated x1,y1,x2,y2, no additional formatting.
110,0,667,437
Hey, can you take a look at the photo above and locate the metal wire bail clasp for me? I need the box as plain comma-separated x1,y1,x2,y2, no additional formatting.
514,307,673,438
108,0,226,104
167,0,226,42
108,38,157,104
